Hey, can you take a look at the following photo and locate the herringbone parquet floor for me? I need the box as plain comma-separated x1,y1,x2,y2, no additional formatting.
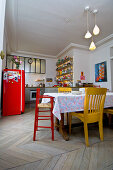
0,105,113,170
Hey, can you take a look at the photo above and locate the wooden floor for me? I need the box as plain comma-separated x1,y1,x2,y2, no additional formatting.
0,104,113,170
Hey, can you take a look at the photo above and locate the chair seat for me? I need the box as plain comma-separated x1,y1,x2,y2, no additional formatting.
104,108,113,114
38,103,51,108
71,112,100,123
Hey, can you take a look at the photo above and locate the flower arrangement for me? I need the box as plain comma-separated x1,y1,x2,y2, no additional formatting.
12,56,22,69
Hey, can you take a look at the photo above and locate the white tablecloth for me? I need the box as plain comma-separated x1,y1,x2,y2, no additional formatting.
42,92,113,120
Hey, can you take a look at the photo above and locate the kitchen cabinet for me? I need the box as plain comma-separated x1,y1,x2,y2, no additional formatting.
41,59,46,73
36,59,40,73
25,58,36,73
25,58,30,72
31,58,35,73
45,88,58,93
24,58,46,73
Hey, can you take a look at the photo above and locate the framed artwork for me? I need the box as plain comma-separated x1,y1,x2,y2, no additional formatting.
95,61,107,82
80,72,85,80
46,78,53,82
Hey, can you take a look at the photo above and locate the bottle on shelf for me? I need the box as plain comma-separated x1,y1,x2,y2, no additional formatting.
56,56,73,87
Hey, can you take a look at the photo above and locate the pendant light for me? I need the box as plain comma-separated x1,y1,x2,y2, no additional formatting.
85,6,92,39
89,37,96,51
93,9,100,35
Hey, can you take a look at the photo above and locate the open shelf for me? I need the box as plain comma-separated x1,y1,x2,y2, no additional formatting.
56,79,73,82
56,57,73,86
56,64,73,71
56,58,73,67
56,72,73,77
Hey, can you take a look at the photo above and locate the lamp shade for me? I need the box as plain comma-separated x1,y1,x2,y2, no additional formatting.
93,24,100,35
85,30,92,39
89,41,96,51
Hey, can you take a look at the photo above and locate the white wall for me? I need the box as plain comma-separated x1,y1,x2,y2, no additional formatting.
58,48,74,59
57,48,90,86
73,49,90,86
90,40,113,90
45,58,57,86
0,0,6,116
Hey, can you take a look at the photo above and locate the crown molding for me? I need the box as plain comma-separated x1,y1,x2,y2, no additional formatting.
96,34,113,46
70,43,88,50
57,43,88,58
57,35,113,58
9,50,57,59
7,34,113,59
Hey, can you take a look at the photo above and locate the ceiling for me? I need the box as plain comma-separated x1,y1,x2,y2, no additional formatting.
5,0,113,57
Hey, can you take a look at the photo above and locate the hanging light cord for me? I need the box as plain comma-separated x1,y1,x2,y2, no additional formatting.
87,10,89,30
94,14,96,25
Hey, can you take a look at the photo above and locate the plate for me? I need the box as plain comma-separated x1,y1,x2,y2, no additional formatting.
71,91,82,95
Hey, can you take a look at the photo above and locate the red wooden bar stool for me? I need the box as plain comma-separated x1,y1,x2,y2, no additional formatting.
33,88,54,141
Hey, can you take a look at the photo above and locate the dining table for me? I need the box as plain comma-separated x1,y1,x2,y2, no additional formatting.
42,92,113,140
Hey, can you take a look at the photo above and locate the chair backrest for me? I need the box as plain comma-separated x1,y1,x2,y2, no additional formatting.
84,88,107,120
58,87,72,93
35,88,54,109
36,88,40,105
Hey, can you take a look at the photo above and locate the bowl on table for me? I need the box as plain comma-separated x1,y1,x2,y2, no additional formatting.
79,88,85,94
71,91,82,95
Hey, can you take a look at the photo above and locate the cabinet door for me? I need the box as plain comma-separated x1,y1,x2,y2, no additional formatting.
31,59,36,73
36,59,40,73
7,56,13,69
25,58,30,72
41,59,46,73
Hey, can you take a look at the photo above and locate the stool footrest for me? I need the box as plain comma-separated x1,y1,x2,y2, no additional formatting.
37,126,52,128
38,115,51,117
38,110,51,112
38,118,51,120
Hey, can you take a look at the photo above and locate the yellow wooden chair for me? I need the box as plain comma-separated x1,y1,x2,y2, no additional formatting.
69,87,107,146
58,87,72,93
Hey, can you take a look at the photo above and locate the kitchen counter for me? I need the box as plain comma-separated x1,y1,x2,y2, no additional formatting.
25,87,79,103
25,87,79,88
25,87,44,88
25,87,45,103
25,86,93,103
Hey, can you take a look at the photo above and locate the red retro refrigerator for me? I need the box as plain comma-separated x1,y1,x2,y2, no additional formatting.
3,69,25,116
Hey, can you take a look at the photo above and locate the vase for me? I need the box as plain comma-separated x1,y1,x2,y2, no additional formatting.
16,64,19,69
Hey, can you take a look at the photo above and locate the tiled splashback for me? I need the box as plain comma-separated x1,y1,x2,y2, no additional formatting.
25,73,56,87
25,73,45,86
